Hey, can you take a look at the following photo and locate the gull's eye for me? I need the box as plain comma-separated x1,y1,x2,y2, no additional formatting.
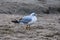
33,14,36,16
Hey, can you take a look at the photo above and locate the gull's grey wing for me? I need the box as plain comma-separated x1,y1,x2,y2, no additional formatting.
19,16,32,24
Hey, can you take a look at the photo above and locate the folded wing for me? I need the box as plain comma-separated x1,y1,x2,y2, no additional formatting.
19,16,32,24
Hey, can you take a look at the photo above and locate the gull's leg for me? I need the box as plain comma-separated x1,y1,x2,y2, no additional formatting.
26,25,30,30
28,25,30,30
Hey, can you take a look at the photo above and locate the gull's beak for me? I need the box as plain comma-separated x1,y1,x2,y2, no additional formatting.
35,14,37,16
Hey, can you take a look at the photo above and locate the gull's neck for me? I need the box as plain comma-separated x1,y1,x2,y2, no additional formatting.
30,13,35,16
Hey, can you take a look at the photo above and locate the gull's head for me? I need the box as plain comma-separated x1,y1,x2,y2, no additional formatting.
30,12,36,16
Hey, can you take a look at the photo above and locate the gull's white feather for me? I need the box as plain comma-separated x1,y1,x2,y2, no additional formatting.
19,12,37,25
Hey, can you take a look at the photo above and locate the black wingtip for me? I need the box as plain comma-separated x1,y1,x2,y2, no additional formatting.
11,20,19,23
11,17,22,23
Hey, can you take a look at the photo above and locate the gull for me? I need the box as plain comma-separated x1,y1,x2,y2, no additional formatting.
12,12,37,30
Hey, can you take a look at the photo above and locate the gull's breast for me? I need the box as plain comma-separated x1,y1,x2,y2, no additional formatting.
28,16,37,25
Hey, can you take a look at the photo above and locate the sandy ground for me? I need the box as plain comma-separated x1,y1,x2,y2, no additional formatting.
0,0,60,40
0,14,60,40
